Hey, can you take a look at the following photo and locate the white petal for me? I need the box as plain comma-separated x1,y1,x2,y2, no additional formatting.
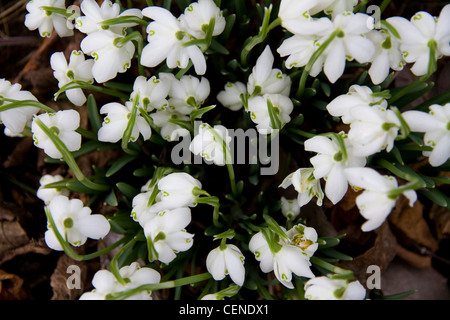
77,214,110,239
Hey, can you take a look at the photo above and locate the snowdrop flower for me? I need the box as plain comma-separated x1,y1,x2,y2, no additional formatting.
189,122,232,166
217,81,246,111
387,5,450,76
286,12,375,83
277,34,323,71
50,50,94,106
280,197,301,220
131,186,160,226
44,195,110,250
150,110,190,142
76,0,143,35
79,262,161,300
179,0,226,40
206,244,245,286
277,0,325,34
402,103,450,167
247,94,293,134
326,85,389,124
247,45,291,97
97,101,151,143
36,174,69,205
161,73,210,115
347,105,401,156
249,229,315,289
304,276,366,300
31,110,82,159
149,172,203,214
304,133,366,204
140,6,206,75
24,0,73,38
366,29,405,85
80,29,135,83
143,207,194,264
0,79,40,135
345,167,417,232
286,223,319,258
279,168,324,208
130,76,170,112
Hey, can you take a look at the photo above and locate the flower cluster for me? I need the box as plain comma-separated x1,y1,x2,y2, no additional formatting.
1,0,448,301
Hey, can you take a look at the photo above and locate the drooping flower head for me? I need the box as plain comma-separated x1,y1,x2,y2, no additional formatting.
44,195,110,250
79,262,161,300
50,50,94,106
402,103,450,167
36,174,70,205
304,276,366,300
24,0,74,38
31,110,82,159
206,244,245,286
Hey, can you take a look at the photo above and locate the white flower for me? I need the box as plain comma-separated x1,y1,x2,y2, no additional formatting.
249,230,315,289
345,167,417,232
150,110,190,142
149,172,202,214
304,134,366,204
402,103,450,167
50,50,94,106
217,81,246,111
161,73,210,115
140,6,206,75
31,110,82,159
80,29,135,83
285,12,375,83
79,262,161,300
366,29,405,85
387,4,450,76
326,85,389,124
247,45,291,97
24,0,73,38
179,0,226,40
36,174,69,205
304,276,366,300
347,105,400,156
130,75,170,112
143,207,194,264
76,0,143,35
247,94,293,134
189,122,232,166
278,0,324,34
131,186,159,226
97,101,151,143
44,195,110,250
280,197,301,220
0,79,40,135
279,168,324,208
286,223,319,258
206,244,245,286
277,34,323,71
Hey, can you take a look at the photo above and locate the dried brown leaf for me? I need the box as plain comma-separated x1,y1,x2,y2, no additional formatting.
50,255,87,300
0,269,27,300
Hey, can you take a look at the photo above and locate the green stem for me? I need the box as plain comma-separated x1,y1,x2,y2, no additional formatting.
110,230,143,286
105,272,212,300
310,256,354,279
297,29,341,98
54,81,130,101
121,97,140,156
44,207,130,261
40,6,74,18
101,16,148,28
0,98,55,114
34,117,109,192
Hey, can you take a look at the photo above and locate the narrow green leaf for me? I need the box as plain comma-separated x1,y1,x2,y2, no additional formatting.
419,188,449,207
190,105,216,120
106,155,136,177
116,182,140,199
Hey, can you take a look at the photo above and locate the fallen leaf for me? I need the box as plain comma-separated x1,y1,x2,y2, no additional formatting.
0,269,27,300
429,203,450,240
389,196,439,252
50,255,87,300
